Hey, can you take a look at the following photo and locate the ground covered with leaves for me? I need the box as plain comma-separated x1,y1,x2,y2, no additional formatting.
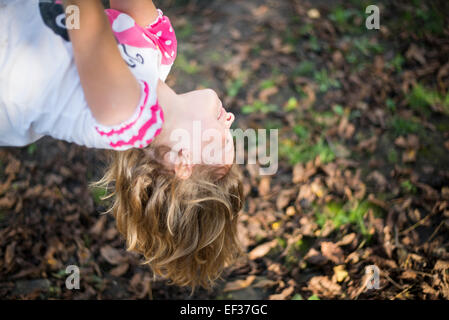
1,0,449,300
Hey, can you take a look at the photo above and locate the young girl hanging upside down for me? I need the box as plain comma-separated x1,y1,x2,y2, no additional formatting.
0,0,244,291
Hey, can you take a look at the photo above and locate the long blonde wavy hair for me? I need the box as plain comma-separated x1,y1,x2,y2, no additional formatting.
93,140,245,293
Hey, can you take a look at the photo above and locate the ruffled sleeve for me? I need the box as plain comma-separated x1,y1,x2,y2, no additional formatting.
93,80,164,150
105,8,177,66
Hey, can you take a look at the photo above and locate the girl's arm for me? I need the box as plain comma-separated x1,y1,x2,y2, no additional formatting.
62,0,141,126
110,0,160,27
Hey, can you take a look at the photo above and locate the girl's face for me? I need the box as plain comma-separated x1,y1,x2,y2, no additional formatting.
160,88,235,166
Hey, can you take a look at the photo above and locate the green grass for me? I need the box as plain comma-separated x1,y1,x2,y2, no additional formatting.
284,97,299,112
333,104,345,116
401,180,418,194
386,98,397,112
396,1,446,37
390,116,423,136
353,37,384,56
280,136,335,165
293,61,316,77
314,69,341,93
176,20,194,40
387,149,399,164
227,78,244,98
90,186,108,205
328,5,364,34
291,293,320,300
174,53,202,75
299,23,313,36
259,79,277,90
263,119,284,130
408,83,449,116
315,200,382,238
388,54,405,72
241,100,278,114
308,36,321,52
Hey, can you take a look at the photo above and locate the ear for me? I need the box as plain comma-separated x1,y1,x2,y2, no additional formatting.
171,148,193,180
174,162,193,180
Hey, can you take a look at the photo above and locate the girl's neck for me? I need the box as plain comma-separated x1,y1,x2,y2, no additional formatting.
156,79,181,137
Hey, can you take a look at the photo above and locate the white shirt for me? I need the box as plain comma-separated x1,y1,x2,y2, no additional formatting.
0,0,177,150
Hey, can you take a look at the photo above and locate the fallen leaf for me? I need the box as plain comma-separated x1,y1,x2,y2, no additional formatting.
321,242,344,264
400,270,417,280
258,177,271,197
406,44,426,65
332,265,349,283
269,285,294,300
110,263,129,277
307,8,320,19
223,275,256,292
248,240,278,260
252,277,279,289
100,246,125,265
336,233,357,247
286,206,296,216
434,260,449,271
292,162,316,184
5,242,16,267
259,87,278,103
306,276,342,297
276,189,295,210
305,248,328,266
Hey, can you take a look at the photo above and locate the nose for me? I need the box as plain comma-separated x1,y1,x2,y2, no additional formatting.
224,112,235,128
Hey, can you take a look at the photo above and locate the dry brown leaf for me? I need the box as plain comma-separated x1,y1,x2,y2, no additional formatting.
268,285,294,300
90,215,107,235
5,157,20,176
258,177,271,197
400,270,417,280
406,44,426,65
259,87,278,103
367,171,387,189
110,263,129,277
292,162,316,184
357,136,377,153
338,117,355,139
434,260,449,271
422,282,438,296
248,240,277,260
321,242,344,264
276,189,295,210
100,245,125,265
0,194,15,209
252,277,279,289
286,206,296,216
307,276,342,297
307,8,320,19
337,233,357,247
305,248,328,266
223,275,256,292
439,187,449,202
5,241,16,267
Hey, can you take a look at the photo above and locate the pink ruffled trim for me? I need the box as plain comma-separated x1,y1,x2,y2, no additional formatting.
105,8,177,65
108,101,162,148
145,9,164,28
94,80,164,150
95,81,150,137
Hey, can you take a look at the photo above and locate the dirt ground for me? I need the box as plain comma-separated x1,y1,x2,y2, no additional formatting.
1,0,449,299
